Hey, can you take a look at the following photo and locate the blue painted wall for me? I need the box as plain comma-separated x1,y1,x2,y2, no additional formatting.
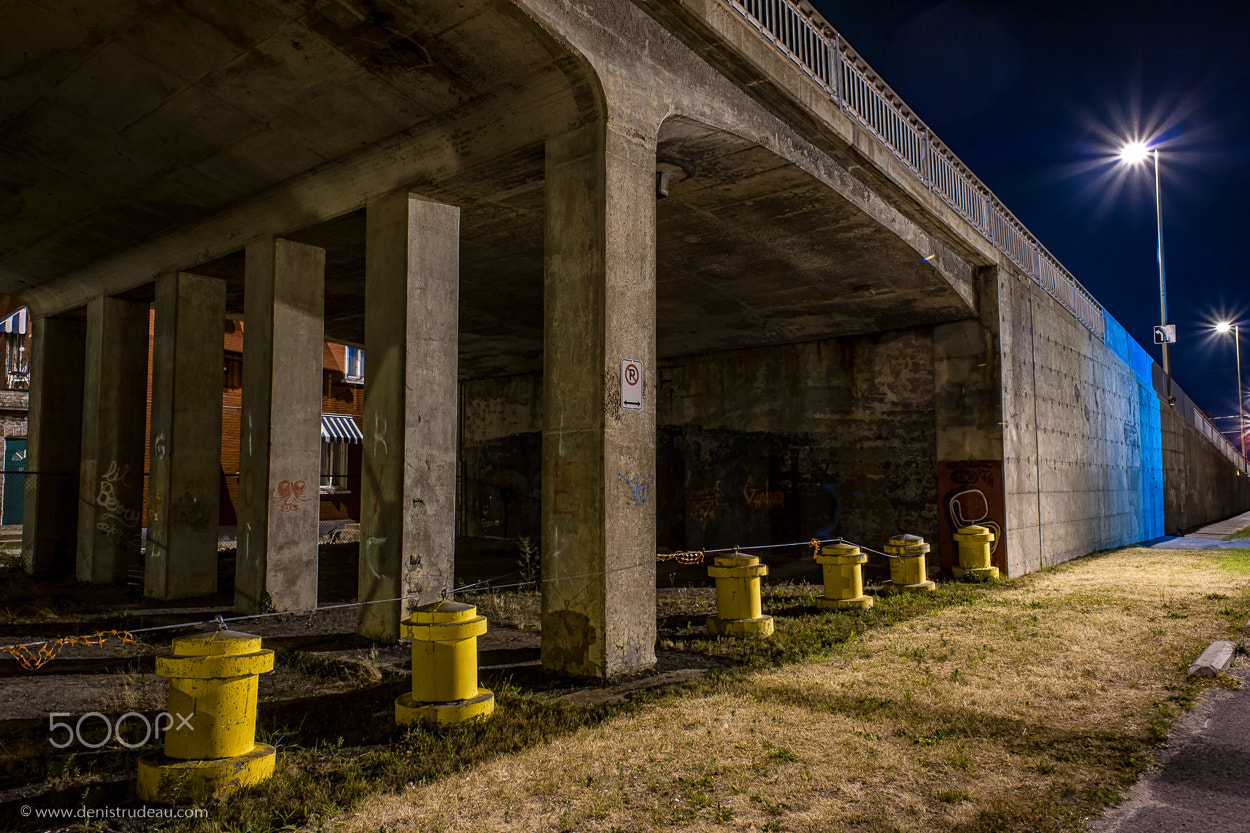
1103,314,1164,540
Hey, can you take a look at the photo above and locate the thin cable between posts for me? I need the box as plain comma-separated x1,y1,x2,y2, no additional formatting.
1,534,890,668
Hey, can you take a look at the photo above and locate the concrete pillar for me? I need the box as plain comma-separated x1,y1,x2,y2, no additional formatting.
541,121,657,678
358,192,460,641
146,272,226,599
77,296,150,583
22,315,86,575
933,266,1008,574
236,238,324,613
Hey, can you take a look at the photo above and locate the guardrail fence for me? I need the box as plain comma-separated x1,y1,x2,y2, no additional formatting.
724,0,1250,469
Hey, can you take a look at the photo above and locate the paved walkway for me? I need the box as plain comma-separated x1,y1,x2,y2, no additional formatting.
1093,510,1250,832
1144,509,1250,550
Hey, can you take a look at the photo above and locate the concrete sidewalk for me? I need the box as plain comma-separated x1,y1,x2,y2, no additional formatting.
1093,509,1250,832
1144,509,1250,550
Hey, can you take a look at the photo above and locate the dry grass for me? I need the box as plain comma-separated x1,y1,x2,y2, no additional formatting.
329,547,1249,833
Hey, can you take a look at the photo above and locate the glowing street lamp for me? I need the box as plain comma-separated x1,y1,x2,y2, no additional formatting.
1215,321,1246,459
1119,140,1175,405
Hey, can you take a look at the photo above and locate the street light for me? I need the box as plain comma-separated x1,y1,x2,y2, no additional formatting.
1119,140,1175,405
1215,321,1246,459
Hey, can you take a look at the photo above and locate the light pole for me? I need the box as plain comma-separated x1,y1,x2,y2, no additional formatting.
1215,321,1246,460
1119,141,1175,405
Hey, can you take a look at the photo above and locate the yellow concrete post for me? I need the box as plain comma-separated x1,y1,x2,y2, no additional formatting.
816,542,873,609
137,629,275,802
395,599,494,726
952,525,999,579
706,553,774,637
883,534,935,593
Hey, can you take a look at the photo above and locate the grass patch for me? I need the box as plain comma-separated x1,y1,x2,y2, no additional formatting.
1223,524,1250,540
15,547,1250,833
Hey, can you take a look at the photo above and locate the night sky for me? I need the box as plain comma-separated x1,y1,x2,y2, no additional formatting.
809,0,1250,448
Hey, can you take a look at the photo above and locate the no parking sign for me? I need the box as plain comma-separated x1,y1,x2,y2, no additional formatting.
620,359,643,410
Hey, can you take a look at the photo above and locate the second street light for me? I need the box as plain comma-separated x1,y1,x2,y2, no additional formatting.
1119,141,1175,406
1215,321,1246,460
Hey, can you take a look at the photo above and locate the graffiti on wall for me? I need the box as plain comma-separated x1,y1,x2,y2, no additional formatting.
937,460,1005,570
742,475,785,512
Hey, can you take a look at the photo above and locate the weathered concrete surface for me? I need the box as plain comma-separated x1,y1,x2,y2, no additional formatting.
146,272,225,599
1160,394,1250,535
76,296,150,583
21,315,85,575
359,192,459,641
462,328,942,558
541,122,658,678
999,265,1164,575
236,238,324,613
1188,641,1235,678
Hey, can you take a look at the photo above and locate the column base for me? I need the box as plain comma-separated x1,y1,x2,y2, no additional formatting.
882,580,936,594
395,688,495,727
137,743,276,802
706,615,774,638
952,566,1000,580
817,595,874,610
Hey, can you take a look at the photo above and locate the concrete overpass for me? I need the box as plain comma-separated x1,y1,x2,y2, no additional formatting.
3,0,1248,677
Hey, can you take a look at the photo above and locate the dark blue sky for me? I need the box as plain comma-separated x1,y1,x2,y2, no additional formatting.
810,0,1250,446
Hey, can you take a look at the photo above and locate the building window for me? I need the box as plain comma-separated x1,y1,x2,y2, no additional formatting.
5,332,27,389
321,442,351,493
345,346,364,382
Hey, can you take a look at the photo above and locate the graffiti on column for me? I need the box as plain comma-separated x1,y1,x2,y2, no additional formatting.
96,461,141,538
618,473,654,506
937,460,1005,570
552,460,575,518
270,479,312,512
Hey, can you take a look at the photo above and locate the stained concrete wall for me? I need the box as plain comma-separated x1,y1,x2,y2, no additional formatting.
1159,390,1250,534
460,329,940,556
999,265,1164,575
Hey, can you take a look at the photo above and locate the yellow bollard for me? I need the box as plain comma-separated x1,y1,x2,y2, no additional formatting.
883,534,936,593
706,553,774,637
816,543,873,609
952,525,1000,579
137,629,275,802
395,599,494,727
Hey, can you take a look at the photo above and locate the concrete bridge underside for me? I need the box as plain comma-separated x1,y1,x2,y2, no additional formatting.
5,0,1244,677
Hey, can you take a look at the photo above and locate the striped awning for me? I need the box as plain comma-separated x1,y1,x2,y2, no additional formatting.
0,308,26,334
321,413,362,443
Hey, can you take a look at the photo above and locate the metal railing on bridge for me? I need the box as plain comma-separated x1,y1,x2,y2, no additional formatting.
725,0,1250,470
727,0,1106,342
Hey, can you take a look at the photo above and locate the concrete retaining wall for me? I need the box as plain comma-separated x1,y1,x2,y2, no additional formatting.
999,266,1164,575
460,330,941,554
1160,402,1250,534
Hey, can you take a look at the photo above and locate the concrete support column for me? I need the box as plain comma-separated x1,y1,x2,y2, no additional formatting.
146,272,226,599
22,315,86,575
358,192,460,640
236,238,324,613
933,266,1008,574
541,121,657,678
77,296,150,583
